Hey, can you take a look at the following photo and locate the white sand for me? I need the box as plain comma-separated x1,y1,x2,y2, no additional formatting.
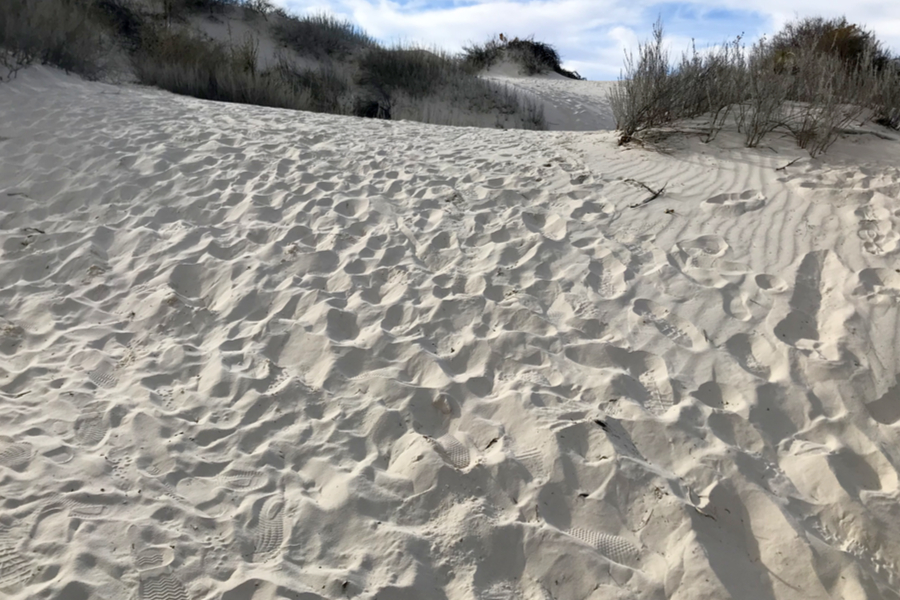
2,66,900,600
482,62,617,131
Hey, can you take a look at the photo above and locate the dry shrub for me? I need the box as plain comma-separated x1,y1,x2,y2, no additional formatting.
608,19,672,142
610,15,899,154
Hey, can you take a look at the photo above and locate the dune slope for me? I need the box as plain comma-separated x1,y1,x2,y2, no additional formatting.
2,67,900,600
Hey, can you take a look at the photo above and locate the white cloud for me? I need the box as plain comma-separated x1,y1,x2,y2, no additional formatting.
283,0,900,79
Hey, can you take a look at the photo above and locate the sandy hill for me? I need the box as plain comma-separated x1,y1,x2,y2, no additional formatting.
1,54,900,600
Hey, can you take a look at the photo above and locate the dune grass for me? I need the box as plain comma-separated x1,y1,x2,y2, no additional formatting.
0,0,545,129
463,35,584,80
0,0,114,81
272,12,374,60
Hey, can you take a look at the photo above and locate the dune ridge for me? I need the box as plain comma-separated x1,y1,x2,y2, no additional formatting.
2,67,900,599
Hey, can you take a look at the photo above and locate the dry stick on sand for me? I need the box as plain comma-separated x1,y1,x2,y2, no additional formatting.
776,157,802,171
626,178,668,208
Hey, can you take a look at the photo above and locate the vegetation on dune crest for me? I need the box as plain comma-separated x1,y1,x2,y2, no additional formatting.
609,16,900,156
0,0,544,129
272,12,375,59
462,34,584,80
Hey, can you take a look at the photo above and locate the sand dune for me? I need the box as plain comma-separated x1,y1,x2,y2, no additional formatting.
482,64,617,131
2,66,900,600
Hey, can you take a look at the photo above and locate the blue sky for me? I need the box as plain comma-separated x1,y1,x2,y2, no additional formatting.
281,0,900,80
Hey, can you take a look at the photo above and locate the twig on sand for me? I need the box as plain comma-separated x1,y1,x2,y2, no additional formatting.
626,178,668,208
776,157,801,171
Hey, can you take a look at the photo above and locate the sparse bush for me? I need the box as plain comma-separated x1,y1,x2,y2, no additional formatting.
242,0,272,14
737,38,791,147
610,15,900,154
272,12,373,59
782,45,874,155
0,48,33,81
0,0,110,80
608,19,672,142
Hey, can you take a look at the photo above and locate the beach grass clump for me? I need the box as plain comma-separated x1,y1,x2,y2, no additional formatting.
872,64,900,129
0,0,545,129
272,12,375,59
462,35,584,80
0,0,112,81
610,15,899,155
355,44,545,128
132,25,350,112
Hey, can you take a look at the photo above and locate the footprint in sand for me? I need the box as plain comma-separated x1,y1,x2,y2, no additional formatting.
676,235,729,261
176,467,270,516
565,528,642,567
129,526,189,600
569,199,613,222
852,268,900,302
139,572,189,600
261,361,293,395
522,211,567,241
565,343,676,416
134,546,176,572
864,379,900,425
73,411,108,447
513,446,546,479
725,332,784,380
701,190,766,216
636,362,676,417
87,363,119,389
39,490,124,523
755,273,789,294
585,251,628,299
691,381,746,412
672,235,750,290
433,433,472,469
251,495,285,562
130,526,177,574
0,440,34,471
632,299,706,350
0,523,34,591
856,201,900,255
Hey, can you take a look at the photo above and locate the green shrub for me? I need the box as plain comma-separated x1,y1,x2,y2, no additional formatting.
771,17,891,73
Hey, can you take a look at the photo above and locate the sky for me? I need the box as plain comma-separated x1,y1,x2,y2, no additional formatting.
280,0,900,80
